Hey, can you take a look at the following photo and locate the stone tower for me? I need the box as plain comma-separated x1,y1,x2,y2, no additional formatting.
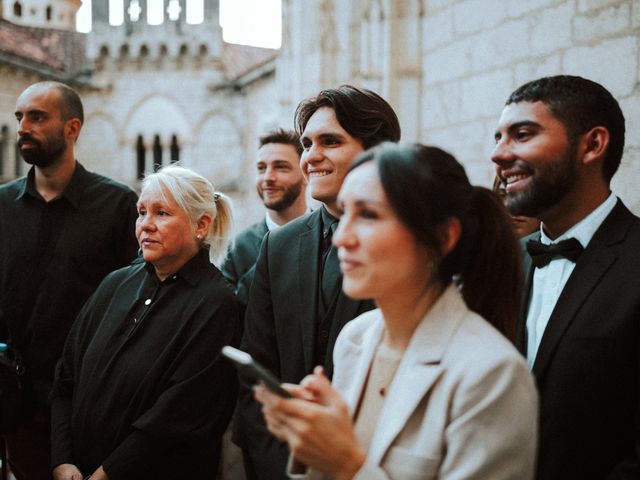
77,0,246,191
1,0,80,30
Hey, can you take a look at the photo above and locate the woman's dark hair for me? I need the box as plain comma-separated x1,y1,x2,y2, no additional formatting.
350,143,522,340
295,85,401,149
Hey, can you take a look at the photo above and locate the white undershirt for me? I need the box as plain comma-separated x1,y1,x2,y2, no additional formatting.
525,193,617,368
265,212,280,231
265,209,311,232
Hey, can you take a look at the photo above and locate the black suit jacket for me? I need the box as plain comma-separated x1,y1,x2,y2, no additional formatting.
234,209,374,479
520,200,640,480
222,219,268,312
222,219,268,289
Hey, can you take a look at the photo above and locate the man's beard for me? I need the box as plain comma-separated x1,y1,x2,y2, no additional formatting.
258,180,304,212
506,141,579,218
17,132,66,168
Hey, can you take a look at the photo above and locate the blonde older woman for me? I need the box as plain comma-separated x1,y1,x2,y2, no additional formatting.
50,165,239,480
256,144,538,480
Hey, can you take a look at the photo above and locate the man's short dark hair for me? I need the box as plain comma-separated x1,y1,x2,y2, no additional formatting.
295,85,401,149
33,81,84,125
259,128,302,157
507,75,625,182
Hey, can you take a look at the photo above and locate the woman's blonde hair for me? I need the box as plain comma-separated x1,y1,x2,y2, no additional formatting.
140,164,234,266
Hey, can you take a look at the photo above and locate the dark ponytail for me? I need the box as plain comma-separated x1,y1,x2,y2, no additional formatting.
457,187,522,341
351,143,522,341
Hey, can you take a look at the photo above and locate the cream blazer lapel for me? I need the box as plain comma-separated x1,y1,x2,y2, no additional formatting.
346,286,466,467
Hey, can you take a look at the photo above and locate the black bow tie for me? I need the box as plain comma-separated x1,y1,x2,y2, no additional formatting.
526,238,584,268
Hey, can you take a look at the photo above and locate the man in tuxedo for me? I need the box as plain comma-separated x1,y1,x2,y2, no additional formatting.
222,128,308,308
492,75,639,480
235,85,401,480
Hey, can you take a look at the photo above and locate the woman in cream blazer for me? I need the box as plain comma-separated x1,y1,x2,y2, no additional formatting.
255,144,538,480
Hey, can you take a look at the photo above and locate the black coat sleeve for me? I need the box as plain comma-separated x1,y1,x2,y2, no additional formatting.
234,233,289,479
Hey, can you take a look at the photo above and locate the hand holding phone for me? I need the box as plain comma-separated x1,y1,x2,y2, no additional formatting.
221,346,293,398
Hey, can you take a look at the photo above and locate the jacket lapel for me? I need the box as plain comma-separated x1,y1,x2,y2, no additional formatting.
532,201,631,379
336,316,385,416
297,210,322,372
517,232,539,353
367,286,465,465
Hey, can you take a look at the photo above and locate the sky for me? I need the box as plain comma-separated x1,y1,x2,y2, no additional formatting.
76,0,282,49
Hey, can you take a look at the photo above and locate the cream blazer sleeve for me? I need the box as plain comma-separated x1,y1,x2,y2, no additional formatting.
332,286,538,480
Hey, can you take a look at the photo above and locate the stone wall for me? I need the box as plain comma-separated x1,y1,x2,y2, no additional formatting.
420,0,640,213
277,0,640,213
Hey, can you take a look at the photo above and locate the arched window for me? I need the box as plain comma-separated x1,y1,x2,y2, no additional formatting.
139,44,149,58
152,135,162,171
13,1,22,17
136,135,146,180
46,5,52,21
170,135,180,163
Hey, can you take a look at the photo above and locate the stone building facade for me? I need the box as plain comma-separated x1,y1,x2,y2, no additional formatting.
275,0,640,214
1,0,640,228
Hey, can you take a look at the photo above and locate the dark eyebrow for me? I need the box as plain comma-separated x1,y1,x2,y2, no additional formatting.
494,120,541,139
16,109,48,117
319,132,345,141
301,131,346,143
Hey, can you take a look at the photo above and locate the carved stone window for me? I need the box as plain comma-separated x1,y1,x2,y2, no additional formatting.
136,135,146,180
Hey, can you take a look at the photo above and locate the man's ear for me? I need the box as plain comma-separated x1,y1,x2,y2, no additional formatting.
580,126,610,167
65,118,82,143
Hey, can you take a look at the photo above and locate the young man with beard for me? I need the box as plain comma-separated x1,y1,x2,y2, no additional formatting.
0,82,138,479
234,85,401,480
492,75,640,480
222,129,307,308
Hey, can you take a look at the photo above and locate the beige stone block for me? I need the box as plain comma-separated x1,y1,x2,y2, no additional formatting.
459,69,512,122
508,0,562,18
423,37,475,83
469,17,530,71
529,1,574,55
578,0,625,14
424,0,460,14
562,35,637,96
573,3,631,42
423,6,455,52
633,0,640,28
422,81,464,129
513,53,563,86
453,0,509,36
620,94,640,151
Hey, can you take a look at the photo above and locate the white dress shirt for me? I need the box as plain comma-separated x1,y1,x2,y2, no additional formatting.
525,193,617,368
265,212,280,231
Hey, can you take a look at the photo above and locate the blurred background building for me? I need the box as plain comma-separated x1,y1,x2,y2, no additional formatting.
1,0,639,234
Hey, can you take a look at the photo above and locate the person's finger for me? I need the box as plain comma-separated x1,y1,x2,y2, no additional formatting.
301,368,339,406
283,383,317,401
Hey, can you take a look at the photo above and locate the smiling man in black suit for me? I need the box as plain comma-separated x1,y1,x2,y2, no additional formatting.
492,75,640,480
234,85,401,480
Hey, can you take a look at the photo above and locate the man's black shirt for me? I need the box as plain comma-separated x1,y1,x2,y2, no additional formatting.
0,162,139,403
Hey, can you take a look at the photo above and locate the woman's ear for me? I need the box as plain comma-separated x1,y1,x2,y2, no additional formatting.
196,213,212,239
439,217,462,256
